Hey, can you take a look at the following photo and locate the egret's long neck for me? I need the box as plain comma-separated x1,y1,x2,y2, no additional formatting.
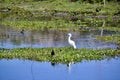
68,35,71,41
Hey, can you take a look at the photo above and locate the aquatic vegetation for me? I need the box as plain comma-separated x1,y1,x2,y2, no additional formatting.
0,1,119,31
0,0,120,64
0,48,120,63
1,20,120,31
0,20,78,30
1,0,120,23
96,34,120,45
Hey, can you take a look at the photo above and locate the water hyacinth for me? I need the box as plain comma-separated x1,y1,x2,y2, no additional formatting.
0,48,120,63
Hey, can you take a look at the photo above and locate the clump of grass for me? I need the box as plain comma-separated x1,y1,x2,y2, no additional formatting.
0,47,120,63
1,1,120,21
1,2,119,30
96,34,120,44
0,20,78,30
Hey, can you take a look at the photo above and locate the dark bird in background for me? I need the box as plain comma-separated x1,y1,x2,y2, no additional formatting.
20,29,24,34
117,46,120,49
51,49,55,56
96,8,101,12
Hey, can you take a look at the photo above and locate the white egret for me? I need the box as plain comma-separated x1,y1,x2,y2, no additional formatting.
68,33,76,49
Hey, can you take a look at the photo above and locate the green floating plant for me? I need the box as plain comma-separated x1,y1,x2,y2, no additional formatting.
0,47,120,64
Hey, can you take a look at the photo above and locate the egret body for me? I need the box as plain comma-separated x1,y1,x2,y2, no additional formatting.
68,33,76,49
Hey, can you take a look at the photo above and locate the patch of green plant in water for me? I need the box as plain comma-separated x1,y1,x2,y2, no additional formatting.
15,1,120,16
0,20,79,30
1,19,120,31
96,35,120,46
98,26,120,31
1,2,119,29
0,47,120,63
0,7,33,20
1,0,120,21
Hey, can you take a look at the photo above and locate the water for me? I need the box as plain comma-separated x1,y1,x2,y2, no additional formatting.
0,58,120,80
0,25,119,49
0,25,120,80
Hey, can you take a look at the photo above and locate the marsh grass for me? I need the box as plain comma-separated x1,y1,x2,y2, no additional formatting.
0,1,119,31
0,47,120,63
1,1,120,21
13,1,119,15
0,0,120,63
1,19,120,31
1,20,78,30
96,35,120,46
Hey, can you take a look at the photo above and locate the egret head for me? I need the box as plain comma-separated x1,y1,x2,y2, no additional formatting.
68,33,72,37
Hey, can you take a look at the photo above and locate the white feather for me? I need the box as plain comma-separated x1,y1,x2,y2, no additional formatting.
68,33,76,49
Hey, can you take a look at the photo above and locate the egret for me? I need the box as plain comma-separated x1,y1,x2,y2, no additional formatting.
68,33,76,49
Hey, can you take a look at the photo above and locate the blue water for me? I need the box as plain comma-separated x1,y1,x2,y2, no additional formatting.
0,58,120,80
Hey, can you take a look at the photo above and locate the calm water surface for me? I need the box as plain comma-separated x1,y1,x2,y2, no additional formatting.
0,25,119,49
0,58,120,80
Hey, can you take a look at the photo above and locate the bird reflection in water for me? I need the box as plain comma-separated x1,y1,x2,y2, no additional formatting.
66,62,73,73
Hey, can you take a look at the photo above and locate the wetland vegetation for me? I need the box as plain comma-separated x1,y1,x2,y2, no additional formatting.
0,0,120,63
0,48,120,64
